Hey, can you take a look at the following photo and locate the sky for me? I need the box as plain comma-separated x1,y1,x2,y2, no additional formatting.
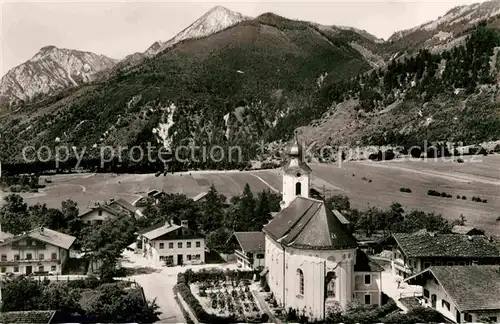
0,0,487,76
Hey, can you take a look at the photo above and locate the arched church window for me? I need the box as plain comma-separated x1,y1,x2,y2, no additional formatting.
297,269,304,295
295,182,302,196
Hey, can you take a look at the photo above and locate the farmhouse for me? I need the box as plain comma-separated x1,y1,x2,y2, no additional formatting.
262,137,383,320
140,220,205,266
0,227,76,275
228,231,265,270
405,265,500,323
389,232,500,278
79,198,139,225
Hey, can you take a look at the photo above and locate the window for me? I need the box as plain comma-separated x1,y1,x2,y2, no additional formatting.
295,182,302,196
413,261,417,268
98,209,102,216
38,266,44,272
169,242,174,248
364,294,371,305
458,261,465,266
95,220,103,225
447,261,454,266
159,243,164,249
256,254,264,259
297,269,304,295
196,241,201,248
187,242,191,248
26,253,32,260
39,253,44,260
423,262,431,268
464,313,473,322
14,266,19,273
0,267,6,273
364,275,371,285
187,255,192,261
51,253,57,260
51,265,56,272
442,299,450,311
165,255,174,265
1,254,6,261
423,289,430,299
14,254,19,261
178,242,182,249
195,254,201,260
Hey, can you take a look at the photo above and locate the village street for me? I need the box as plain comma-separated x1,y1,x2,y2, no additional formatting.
120,250,238,323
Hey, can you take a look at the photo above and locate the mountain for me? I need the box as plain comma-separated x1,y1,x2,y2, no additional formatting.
387,0,500,54
0,46,117,109
144,6,250,56
297,21,500,153
0,13,374,168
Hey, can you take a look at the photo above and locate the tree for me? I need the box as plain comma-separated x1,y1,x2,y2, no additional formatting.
1,276,44,311
357,207,378,237
400,210,452,234
156,194,201,230
198,184,226,232
82,215,136,280
325,195,351,212
239,184,256,227
29,203,66,230
0,194,31,234
61,199,83,239
254,190,273,230
206,227,232,253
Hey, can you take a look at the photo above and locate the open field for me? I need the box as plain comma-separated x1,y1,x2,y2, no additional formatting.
2,155,499,234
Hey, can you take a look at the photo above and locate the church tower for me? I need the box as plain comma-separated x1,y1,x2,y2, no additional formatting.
281,135,312,209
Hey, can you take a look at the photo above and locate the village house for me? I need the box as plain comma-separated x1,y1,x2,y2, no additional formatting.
0,227,76,275
228,232,265,270
389,232,500,278
262,137,383,320
140,220,205,266
79,198,139,225
451,225,485,236
405,265,500,323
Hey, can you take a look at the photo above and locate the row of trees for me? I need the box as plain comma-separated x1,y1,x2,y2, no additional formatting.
325,195,465,236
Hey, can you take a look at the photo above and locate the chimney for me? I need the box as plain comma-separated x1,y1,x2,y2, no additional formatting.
109,198,114,203
468,235,473,241
181,220,188,228
165,219,172,227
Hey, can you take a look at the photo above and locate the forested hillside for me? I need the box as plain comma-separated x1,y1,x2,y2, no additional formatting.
297,22,500,151
0,13,373,171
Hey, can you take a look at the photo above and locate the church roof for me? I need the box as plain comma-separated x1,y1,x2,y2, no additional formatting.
263,196,358,250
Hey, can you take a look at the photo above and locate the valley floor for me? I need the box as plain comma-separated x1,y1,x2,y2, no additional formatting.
2,154,499,234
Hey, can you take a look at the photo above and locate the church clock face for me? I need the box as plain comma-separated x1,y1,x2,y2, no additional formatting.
296,172,301,177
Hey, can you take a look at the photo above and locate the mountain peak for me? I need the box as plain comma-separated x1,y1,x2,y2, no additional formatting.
39,45,58,53
144,6,250,56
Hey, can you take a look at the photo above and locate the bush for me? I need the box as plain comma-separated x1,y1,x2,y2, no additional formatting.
462,196,467,200
457,158,464,163
400,188,412,193
496,216,500,222
427,190,441,197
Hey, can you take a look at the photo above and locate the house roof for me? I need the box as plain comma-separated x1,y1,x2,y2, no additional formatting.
0,311,56,324
0,227,76,250
451,225,484,235
141,223,181,240
333,210,350,225
192,192,208,202
405,266,500,312
354,249,384,272
140,222,205,241
263,196,358,250
393,233,500,258
108,198,137,214
232,232,265,252
0,230,14,242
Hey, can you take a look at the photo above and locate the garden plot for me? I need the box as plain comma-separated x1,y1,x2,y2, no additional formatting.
190,279,264,322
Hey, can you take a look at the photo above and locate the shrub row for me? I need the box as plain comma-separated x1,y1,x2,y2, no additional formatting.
472,196,488,203
399,188,412,193
427,190,452,198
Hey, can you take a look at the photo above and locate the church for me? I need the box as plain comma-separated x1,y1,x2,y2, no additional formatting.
262,137,383,320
